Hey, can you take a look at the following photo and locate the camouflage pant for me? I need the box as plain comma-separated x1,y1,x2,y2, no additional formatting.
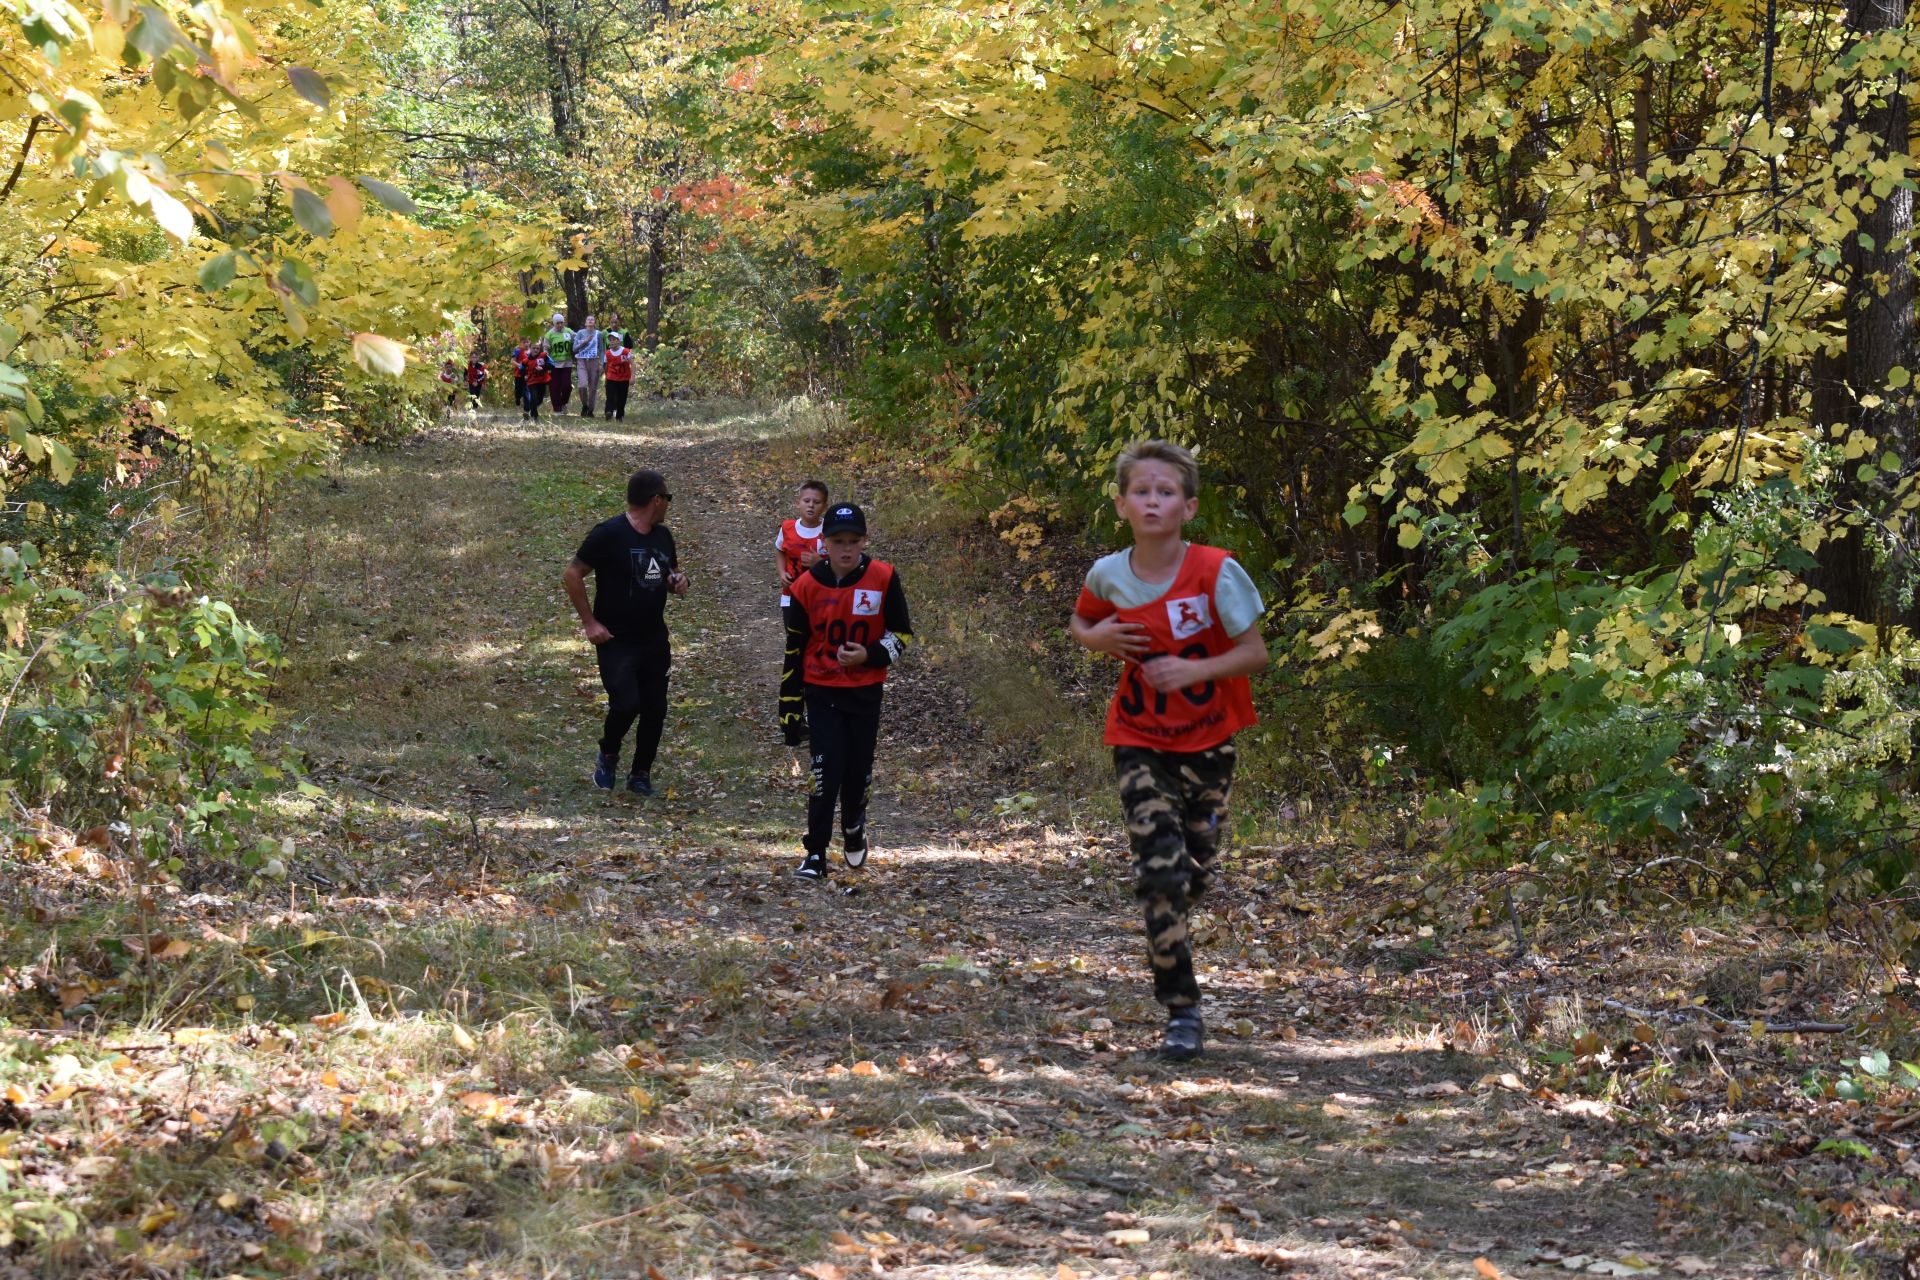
1114,742,1236,1009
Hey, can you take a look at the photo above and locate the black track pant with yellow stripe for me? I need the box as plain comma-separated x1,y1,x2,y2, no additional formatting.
1115,742,1236,1009
778,609,807,745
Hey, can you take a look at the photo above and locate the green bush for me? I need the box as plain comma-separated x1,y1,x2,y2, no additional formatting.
0,541,286,875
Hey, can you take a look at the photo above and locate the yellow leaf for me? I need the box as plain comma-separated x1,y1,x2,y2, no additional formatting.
625,1085,656,1112
450,1024,477,1053
148,187,195,243
92,16,125,59
1396,522,1423,549
459,1090,505,1118
324,177,363,233
350,332,409,377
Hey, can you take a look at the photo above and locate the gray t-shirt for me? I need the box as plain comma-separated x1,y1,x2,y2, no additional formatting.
1082,545,1264,636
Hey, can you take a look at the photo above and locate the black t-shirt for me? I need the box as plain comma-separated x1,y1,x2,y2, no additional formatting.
575,515,678,644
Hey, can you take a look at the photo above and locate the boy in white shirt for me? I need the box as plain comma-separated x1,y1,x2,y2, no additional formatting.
774,479,829,745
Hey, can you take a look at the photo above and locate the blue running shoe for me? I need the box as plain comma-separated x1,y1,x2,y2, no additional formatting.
592,751,617,790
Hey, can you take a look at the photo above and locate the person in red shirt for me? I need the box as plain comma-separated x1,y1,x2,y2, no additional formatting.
1069,440,1268,1061
786,503,912,880
511,342,532,417
465,355,489,409
603,333,634,422
522,340,551,421
774,479,828,745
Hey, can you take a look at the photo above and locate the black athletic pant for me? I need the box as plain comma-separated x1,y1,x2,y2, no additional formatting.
604,380,630,420
804,687,880,858
778,604,807,744
550,366,574,412
596,636,671,776
513,374,526,409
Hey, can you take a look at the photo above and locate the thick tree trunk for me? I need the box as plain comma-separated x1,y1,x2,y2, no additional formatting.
1810,0,1914,622
560,269,588,328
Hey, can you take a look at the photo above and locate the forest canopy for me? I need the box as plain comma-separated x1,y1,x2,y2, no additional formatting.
2,0,1916,911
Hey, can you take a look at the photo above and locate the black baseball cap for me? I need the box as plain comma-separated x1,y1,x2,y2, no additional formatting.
822,503,866,537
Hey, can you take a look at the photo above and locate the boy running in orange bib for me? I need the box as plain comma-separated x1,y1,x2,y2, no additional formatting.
1069,440,1268,1061
774,479,828,746
787,502,912,880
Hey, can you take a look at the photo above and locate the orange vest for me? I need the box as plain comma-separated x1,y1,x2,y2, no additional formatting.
606,348,633,381
1082,545,1256,752
778,519,824,590
792,559,894,689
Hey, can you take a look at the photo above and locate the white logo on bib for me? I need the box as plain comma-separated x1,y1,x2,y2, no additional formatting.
1167,594,1211,639
852,588,882,616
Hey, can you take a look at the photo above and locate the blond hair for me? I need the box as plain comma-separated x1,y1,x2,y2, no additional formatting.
1115,440,1199,499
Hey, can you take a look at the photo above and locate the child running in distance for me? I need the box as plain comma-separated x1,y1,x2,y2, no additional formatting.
604,333,633,422
523,340,551,420
775,479,829,746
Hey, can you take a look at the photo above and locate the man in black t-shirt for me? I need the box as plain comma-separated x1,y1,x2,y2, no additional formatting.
562,468,689,795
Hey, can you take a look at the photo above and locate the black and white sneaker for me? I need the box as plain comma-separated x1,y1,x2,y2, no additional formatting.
1160,1007,1205,1062
794,852,829,880
842,821,869,869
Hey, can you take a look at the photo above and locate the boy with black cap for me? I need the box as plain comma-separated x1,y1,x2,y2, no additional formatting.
785,502,912,879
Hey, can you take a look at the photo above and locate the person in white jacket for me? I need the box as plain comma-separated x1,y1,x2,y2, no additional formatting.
573,315,605,418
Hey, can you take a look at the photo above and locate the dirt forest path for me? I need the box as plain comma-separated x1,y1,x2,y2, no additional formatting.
258,404,1779,1280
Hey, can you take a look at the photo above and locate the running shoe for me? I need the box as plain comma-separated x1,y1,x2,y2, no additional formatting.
1160,1007,1204,1061
592,751,617,790
794,851,829,880
627,772,654,797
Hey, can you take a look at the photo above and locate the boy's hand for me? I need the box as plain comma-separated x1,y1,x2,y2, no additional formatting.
1140,654,1206,692
836,642,867,668
1082,614,1149,659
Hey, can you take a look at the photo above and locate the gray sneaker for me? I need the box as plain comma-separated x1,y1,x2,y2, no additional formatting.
1160,1008,1204,1061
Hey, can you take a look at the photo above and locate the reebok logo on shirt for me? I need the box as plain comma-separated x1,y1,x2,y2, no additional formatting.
1167,594,1211,639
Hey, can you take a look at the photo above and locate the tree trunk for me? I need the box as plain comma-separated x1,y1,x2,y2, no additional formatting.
644,206,669,350
560,269,588,328
924,191,959,347
1810,0,1914,622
